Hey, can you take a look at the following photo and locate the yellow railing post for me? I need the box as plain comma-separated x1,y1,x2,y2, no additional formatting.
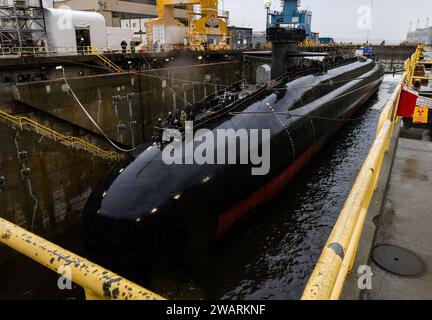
302,120,395,300
0,110,123,161
0,217,165,300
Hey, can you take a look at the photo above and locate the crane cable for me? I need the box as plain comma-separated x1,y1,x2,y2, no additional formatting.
49,55,388,95
62,76,138,153
49,55,232,88
139,53,193,107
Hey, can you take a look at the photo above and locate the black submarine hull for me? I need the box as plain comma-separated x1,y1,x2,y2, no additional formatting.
82,59,384,266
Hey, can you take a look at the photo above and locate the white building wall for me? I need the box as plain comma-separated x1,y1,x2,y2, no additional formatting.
44,8,108,53
106,27,135,51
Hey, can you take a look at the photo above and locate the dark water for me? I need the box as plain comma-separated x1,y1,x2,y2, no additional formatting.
0,75,400,300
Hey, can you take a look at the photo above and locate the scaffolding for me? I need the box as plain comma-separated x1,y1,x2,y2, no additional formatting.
0,0,47,49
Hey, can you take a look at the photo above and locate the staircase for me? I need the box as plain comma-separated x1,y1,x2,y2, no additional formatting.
0,108,123,162
92,48,124,73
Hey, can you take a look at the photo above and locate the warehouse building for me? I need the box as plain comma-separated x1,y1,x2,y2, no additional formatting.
228,26,253,50
406,27,432,44
52,0,187,42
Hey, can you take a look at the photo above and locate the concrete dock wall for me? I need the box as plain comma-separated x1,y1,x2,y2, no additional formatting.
15,61,244,146
0,122,111,264
0,59,244,265
371,45,416,60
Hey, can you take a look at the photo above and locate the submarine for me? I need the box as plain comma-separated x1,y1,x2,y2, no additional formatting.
82,28,384,267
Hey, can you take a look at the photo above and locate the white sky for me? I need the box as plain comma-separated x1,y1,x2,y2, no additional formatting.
223,0,432,43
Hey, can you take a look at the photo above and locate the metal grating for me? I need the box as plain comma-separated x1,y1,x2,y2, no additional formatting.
0,0,47,49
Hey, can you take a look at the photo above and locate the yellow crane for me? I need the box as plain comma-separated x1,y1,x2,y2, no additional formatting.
146,0,230,51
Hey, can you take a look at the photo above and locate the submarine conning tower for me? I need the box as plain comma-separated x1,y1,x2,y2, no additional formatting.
267,26,306,79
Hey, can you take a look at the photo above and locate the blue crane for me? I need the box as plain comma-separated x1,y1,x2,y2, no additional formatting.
266,0,312,39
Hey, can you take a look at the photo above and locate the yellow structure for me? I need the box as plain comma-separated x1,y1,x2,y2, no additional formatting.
0,109,122,162
146,0,230,51
405,45,432,85
188,0,230,50
0,217,164,300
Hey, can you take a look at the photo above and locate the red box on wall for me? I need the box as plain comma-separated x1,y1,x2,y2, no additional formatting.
397,87,419,118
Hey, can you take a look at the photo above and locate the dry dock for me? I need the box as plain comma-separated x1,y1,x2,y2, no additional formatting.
0,45,419,300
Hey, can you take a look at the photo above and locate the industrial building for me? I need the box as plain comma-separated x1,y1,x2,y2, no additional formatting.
52,0,187,43
228,26,252,50
0,0,48,48
52,0,228,47
252,31,267,49
406,26,432,44
0,0,426,304
44,7,134,53
0,0,234,53
52,0,187,27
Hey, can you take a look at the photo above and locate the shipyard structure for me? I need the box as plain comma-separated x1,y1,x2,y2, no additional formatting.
0,0,424,301
406,26,432,45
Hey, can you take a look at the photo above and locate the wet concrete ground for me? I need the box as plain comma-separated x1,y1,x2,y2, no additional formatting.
367,138,432,300
0,75,401,300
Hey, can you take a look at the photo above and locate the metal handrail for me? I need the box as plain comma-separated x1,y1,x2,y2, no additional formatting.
96,54,123,73
0,0,41,6
301,70,406,300
405,44,427,86
92,47,124,73
0,110,123,161
0,46,137,57
0,217,165,300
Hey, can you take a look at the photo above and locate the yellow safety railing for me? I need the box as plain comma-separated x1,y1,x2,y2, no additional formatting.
0,217,165,300
301,72,407,300
405,44,432,85
97,54,124,73
0,46,136,58
91,47,124,73
0,110,123,162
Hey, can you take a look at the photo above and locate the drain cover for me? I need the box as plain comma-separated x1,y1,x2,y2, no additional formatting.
372,244,425,277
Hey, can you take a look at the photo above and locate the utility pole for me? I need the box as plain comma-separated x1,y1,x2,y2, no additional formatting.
366,0,374,45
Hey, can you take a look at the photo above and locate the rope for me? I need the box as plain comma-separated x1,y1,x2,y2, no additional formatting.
139,53,193,107
62,77,137,153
